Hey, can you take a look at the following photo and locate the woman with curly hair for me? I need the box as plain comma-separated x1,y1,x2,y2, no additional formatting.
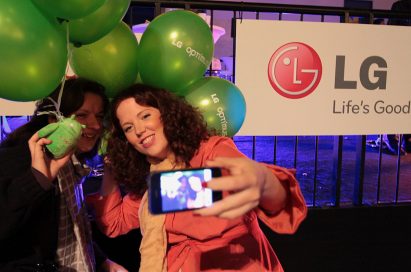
88,83,307,272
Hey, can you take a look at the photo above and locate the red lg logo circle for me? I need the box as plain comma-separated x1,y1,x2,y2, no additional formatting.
268,42,322,99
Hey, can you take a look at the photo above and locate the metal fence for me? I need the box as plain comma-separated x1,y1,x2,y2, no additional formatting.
127,0,411,208
2,0,410,208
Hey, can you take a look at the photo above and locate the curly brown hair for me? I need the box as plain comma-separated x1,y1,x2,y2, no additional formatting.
108,83,214,197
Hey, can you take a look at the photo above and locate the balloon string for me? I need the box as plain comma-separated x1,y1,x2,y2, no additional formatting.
36,21,71,121
36,110,60,118
56,21,71,115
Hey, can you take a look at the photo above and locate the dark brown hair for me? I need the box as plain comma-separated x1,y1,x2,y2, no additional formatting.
1,78,108,149
108,83,213,197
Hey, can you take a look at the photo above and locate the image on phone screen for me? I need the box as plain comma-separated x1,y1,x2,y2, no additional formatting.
149,167,222,214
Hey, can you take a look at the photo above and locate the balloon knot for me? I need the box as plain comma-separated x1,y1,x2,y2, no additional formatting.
57,17,69,24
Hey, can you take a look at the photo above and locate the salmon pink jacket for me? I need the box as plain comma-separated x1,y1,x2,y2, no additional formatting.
88,136,307,271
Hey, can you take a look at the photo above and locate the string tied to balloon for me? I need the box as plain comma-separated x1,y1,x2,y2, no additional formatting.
36,21,72,120
35,23,85,159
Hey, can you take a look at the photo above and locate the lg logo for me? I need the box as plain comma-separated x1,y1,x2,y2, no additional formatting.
268,42,388,99
267,42,322,99
335,55,387,90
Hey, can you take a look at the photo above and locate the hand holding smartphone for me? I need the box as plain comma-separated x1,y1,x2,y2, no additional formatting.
148,167,222,214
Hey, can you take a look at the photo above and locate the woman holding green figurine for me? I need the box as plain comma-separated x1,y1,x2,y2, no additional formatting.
0,78,127,271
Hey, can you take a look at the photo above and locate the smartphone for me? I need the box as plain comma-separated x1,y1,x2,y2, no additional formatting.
148,167,223,214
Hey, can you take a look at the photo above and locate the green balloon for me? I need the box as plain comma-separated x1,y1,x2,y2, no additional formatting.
185,77,247,137
0,0,67,102
70,22,139,98
138,10,214,94
33,0,106,20
69,0,131,45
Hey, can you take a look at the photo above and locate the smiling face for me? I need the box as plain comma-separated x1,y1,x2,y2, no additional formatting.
74,92,105,154
116,97,170,163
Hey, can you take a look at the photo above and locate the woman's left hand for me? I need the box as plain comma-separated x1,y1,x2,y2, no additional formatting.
193,156,280,219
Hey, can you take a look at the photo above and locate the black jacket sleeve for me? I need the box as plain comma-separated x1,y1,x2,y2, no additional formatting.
0,144,55,239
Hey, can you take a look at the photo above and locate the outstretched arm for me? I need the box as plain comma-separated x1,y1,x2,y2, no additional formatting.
194,156,287,219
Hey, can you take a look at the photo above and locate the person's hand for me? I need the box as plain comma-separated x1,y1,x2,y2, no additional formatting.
99,259,128,272
28,132,72,182
193,156,270,219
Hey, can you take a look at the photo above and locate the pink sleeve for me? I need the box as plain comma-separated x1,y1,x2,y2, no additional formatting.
86,189,141,237
256,164,307,234
193,137,307,234
190,136,249,166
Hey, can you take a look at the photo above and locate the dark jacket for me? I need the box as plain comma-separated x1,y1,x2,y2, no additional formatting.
388,0,411,26
0,143,106,271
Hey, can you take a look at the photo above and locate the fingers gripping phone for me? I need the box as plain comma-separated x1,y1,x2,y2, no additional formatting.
148,167,223,214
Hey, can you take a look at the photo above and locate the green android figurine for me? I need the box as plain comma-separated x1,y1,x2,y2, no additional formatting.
38,114,85,159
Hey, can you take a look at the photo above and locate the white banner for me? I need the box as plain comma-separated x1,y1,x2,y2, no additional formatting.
235,20,411,136
0,99,36,116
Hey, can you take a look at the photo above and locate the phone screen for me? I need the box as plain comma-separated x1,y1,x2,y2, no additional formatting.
148,167,222,214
